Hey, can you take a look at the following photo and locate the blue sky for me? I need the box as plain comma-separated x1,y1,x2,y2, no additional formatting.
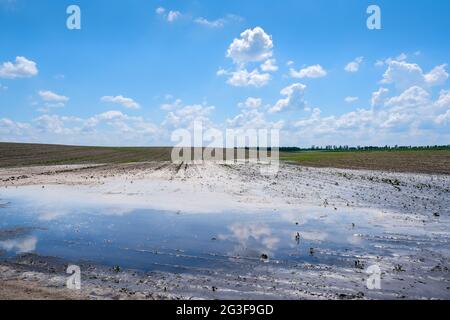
1,0,449,146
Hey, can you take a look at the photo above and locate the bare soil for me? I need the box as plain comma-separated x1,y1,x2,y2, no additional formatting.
281,150,450,174
1,142,449,174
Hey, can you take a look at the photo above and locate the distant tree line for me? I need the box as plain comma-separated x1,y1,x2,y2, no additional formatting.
277,145,450,152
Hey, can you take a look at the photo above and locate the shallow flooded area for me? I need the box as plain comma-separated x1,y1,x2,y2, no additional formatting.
1,178,449,299
0,187,388,272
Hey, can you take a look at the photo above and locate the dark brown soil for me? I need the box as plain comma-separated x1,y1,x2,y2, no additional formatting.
1,142,449,174
0,280,86,300
281,150,450,174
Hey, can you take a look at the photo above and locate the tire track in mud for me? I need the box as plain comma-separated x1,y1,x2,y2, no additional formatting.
154,163,169,171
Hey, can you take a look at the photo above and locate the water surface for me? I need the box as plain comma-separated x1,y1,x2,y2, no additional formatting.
1,186,448,275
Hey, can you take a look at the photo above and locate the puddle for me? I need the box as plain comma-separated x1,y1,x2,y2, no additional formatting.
1,186,449,276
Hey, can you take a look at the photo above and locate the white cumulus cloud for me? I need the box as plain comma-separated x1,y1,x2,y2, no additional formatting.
260,59,278,72
371,87,390,107
238,97,262,109
220,27,276,87
384,86,430,108
167,10,181,22
0,56,38,79
218,68,270,88
194,15,242,28
435,89,450,108
195,17,225,28
156,7,181,23
345,57,364,73
424,64,449,86
345,96,359,103
435,110,450,125
162,102,215,131
381,60,448,89
155,7,165,15
38,90,69,102
269,83,306,113
101,95,140,109
227,27,273,65
37,90,69,112
290,65,327,79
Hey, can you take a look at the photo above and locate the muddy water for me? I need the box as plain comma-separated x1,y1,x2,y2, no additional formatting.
0,186,447,273
0,202,369,271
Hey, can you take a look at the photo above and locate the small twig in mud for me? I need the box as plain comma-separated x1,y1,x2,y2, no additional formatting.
394,264,405,272
175,162,184,174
